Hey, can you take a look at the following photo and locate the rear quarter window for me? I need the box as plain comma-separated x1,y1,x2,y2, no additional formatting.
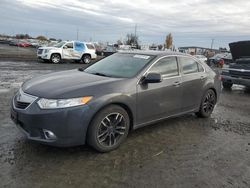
86,44,95,50
179,56,199,74
197,63,205,72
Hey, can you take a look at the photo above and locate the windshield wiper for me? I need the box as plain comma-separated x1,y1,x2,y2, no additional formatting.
79,68,114,77
92,72,110,77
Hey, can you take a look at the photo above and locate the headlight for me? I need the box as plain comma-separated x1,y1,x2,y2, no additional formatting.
37,96,92,109
44,49,50,53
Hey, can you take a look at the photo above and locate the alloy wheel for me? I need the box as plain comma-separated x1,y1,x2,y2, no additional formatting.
83,56,91,64
97,113,126,147
202,90,216,114
51,54,60,63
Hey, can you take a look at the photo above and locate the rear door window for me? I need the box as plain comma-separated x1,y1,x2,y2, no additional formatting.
65,42,73,49
149,56,179,77
74,42,85,52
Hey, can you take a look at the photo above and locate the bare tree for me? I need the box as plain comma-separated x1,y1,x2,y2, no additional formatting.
165,33,173,49
117,40,123,45
36,35,48,41
126,33,139,48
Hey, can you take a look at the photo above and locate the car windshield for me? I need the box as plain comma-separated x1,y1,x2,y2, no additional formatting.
54,41,66,48
84,53,155,78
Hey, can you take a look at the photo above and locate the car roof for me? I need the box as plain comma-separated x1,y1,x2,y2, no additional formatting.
118,50,191,58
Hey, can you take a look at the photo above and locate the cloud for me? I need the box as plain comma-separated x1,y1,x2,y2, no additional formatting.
0,0,250,48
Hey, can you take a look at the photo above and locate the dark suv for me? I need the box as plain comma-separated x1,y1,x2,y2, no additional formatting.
221,41,250,89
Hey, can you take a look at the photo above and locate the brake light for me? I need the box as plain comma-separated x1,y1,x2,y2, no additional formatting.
219,59,224,65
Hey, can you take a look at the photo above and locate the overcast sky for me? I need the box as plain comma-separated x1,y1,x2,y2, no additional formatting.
0,0,250,48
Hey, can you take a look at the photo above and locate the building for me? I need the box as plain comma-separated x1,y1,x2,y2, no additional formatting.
178,46,222,57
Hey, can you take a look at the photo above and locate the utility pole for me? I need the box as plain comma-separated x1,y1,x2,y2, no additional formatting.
134,23,137,37
134,23,137,48
76,28,79,40
211,38,214,49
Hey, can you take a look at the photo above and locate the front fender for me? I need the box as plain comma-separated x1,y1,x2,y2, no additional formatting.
89,93,136,119
48,49,62,58
82,93,136,138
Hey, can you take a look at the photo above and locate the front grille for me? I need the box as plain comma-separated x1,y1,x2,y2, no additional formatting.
37,49,43,54
14,98,30,109
229,70,250,79
13,89,37,110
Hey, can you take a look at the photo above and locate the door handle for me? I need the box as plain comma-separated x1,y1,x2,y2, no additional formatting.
173,81,181,87
200,75,206,80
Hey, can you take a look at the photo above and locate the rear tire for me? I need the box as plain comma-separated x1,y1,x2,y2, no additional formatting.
222,82,233,89
82,54,91,64
196,89,216,118
50,54,61,64
87,105,130,152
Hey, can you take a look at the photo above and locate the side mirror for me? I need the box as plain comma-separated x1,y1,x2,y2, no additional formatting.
141,72,162,84
63,46,68,49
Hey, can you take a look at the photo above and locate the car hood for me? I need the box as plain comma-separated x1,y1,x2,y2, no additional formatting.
22,69,123,99
229,41,250,61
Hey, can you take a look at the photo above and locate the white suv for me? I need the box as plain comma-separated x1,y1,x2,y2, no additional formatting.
37,41,97,64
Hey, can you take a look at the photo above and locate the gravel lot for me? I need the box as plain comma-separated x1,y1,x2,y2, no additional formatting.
0,60,250,188
0,44,37,61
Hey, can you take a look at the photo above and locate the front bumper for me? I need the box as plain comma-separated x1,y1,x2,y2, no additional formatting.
91,53,97,59
11,98,94,147
221,74,250,87
37,53,50,60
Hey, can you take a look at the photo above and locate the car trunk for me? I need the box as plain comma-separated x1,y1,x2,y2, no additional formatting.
229,41,250,71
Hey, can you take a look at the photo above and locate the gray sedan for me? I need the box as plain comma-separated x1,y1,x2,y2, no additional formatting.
11,51,221,152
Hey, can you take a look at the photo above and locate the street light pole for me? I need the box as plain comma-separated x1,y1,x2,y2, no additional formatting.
211,39,214,49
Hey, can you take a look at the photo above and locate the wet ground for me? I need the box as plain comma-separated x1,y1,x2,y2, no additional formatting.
0,60,250,188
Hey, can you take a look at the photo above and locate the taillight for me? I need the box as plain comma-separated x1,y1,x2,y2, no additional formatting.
219,59,224,65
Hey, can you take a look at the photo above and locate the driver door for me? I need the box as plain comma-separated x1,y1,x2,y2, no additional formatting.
136,56,183,125
62,42,74,59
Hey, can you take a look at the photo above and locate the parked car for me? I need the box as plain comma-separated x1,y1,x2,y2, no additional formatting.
194,55,207,63
207,53,232,68
9,40,18,46
102,46,117,57
37,41,97,63
0,39,10,44
93,42,105,56
17,41,31,47
11,51,221,152
221,41,250,89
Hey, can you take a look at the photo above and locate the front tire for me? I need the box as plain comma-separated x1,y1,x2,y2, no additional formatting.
87,105,130,152
50,54,61,64
196,89,216,118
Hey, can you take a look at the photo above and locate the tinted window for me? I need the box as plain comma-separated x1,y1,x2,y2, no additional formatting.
65,42,73,49
179,57,198,74
149,57,179,77
84,53,154,78
86,44,95,49
74,42,85,52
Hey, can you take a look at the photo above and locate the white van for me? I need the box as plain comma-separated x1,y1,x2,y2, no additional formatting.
37,41,97,64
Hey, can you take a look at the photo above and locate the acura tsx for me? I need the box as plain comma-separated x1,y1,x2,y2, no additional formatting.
11,51,221,152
